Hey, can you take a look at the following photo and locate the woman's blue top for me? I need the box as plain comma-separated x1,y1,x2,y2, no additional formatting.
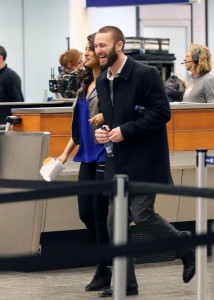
73,88,106,163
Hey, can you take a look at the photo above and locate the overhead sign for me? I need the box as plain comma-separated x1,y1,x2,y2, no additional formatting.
85,0,190,7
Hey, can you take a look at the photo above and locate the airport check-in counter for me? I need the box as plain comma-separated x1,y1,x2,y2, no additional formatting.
42,151,214,233
2,103,214,238
0,131,50,256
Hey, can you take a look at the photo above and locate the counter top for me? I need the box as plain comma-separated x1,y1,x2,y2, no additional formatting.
11,106,73,114
170,102,214,109
0,100,74,106
4,101,214,111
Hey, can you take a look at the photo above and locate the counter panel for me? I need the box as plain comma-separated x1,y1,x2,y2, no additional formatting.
174,109,214,130
13,114,41,131
174,131,214,151
167,132,173,151
40,114,72,135
169,107,214,151
12,109,75,157
50,136,78,157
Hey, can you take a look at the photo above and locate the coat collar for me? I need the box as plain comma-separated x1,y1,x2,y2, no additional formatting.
98,56,135,83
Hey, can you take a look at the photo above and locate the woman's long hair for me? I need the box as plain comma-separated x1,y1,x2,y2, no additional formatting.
77,33,97,98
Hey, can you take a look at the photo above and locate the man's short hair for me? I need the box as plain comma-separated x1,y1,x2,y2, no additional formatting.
97,26,125,50
0,46,7,60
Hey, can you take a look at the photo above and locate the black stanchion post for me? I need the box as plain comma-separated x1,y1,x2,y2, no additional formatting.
113,175,129,300
196,149,208,300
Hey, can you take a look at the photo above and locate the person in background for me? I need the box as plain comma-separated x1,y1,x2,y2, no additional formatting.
164,74,186,102
59,48,84,72
58,33,111,292
183,44,214,103
94,25,195,297
0,46,24,102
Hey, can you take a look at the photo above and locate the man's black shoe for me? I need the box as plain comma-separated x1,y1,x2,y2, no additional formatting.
85,266,112,291
181,250,195,283
98,284,138,297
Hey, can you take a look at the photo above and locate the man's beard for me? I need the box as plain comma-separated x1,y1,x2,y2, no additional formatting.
102,46,118,68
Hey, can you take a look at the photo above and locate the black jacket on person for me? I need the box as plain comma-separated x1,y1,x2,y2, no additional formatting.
0,64,24,102
96,56,172,183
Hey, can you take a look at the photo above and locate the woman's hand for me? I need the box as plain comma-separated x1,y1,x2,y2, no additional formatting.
57,138,75,164
57,153,68,164
89,113,104,126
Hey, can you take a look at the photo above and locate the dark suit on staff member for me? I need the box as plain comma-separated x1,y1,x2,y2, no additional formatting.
0,46,24,103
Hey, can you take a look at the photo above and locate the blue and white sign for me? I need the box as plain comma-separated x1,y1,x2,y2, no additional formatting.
85,0,190,7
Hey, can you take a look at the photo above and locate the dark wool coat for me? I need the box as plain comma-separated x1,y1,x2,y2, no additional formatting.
96,56,172,183
0,65,24,102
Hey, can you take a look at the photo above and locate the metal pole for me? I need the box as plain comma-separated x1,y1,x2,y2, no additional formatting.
136,6,140,37
196,149,207,300
113,175,129,300
211,222,214,300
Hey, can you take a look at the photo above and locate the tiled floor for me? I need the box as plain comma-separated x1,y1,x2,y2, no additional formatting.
0,258,213,299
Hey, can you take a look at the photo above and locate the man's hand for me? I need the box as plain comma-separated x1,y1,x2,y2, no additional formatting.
95,126,124,144
109,127,124,143
95,125,110,144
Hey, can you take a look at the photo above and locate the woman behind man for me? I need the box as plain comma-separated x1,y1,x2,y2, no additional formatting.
59,48,84,72
58,33,111,292
183,44,214,103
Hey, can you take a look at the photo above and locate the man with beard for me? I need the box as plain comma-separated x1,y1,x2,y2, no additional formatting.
94,26,195,297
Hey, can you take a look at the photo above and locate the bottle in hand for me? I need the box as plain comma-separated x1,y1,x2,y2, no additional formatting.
101,126,114,157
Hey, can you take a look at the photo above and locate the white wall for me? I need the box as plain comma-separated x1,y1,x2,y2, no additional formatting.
140,4,192,79
192,0,206,45
24,0,69,102
0,0,24,89
0,0,69,102
88,6,136,36
68,0,89,52
68,0,136,52
0,0,136,102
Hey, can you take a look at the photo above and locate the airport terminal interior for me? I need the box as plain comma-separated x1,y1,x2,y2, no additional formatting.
1,0,214,299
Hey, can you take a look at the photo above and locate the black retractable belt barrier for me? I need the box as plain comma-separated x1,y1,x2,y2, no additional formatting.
1,166,214,299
